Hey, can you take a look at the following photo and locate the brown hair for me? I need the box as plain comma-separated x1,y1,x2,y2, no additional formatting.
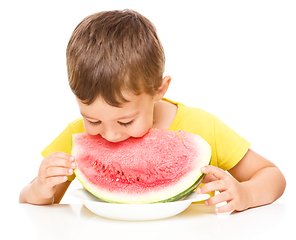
66,9,165,107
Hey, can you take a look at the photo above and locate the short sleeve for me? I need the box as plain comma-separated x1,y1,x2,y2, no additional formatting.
214,116,251,171
41,118,85,181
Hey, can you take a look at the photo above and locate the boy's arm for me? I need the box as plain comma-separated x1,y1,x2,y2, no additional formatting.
229,149,286,206
53,180,72,203
19,179,71,204
197,149,286,213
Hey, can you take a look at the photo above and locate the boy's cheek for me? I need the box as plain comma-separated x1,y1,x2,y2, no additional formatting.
83,124,99,136
130,125,150,138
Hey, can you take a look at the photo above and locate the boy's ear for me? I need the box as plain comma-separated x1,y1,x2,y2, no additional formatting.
155,76,171,101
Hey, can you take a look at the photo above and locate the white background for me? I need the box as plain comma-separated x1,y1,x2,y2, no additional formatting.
1,0,295,205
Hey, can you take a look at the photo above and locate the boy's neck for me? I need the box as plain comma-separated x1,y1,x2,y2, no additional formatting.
152,100,178,130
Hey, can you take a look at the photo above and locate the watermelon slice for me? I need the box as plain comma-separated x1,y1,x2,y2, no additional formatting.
71,129,211,203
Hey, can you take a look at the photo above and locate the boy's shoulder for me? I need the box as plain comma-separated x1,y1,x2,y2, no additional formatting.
163,98,214,116
67,117,85,133
163,98,216,130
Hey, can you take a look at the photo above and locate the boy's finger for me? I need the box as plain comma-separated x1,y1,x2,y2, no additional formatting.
216,200,235,213
43,158,71,169
202,173,219,183
201,165,228,180
205,191,230,206
46,167,73,178
43,156,75,169
197,179,227,194
47,152,75,161
46,176,68,188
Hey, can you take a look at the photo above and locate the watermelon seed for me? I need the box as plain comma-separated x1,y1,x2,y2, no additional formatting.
117,171,120,174
137,177,140,181
102,165,105,170
122,171,124,175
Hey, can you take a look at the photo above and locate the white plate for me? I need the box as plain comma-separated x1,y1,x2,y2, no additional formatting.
70,188,210,221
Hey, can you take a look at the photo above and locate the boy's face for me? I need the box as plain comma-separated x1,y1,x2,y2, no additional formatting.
76,93,156,142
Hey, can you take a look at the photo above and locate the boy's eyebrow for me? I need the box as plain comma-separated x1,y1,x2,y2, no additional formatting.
118,111,139,120
80,111,139,121
80,112,96,120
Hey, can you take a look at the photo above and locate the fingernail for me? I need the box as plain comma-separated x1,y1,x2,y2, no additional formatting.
197,188,201,194
68,169,73,174
205,200,208,206
215,208,219,213
201,167,206,172
71,162,76,168
70,156,75,161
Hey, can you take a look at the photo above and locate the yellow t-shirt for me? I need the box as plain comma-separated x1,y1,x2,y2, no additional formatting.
41,98,251,185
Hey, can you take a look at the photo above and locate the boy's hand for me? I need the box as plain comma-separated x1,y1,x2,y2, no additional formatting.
197,165,251,213
35,152,76,200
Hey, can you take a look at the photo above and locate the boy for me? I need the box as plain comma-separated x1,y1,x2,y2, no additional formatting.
19,9,286,213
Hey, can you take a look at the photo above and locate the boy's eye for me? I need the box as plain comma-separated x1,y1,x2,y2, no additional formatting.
118,120,134,127
88,120,102,126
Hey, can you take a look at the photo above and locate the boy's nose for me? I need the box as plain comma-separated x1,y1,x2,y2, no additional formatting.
101,130,123,143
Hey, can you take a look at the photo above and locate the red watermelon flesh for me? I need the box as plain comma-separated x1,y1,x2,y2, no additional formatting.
71,129,211,203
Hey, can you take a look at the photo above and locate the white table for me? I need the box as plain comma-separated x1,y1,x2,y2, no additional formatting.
4,200,292,240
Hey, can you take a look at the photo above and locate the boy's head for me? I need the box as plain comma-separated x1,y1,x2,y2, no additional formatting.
66,9,165,107
66,9,170,142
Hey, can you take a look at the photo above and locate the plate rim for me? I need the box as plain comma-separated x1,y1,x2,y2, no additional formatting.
69,188,209,205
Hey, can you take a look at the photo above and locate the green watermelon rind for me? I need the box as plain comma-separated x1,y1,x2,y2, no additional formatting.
152,171,207,203
72,130,211,204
